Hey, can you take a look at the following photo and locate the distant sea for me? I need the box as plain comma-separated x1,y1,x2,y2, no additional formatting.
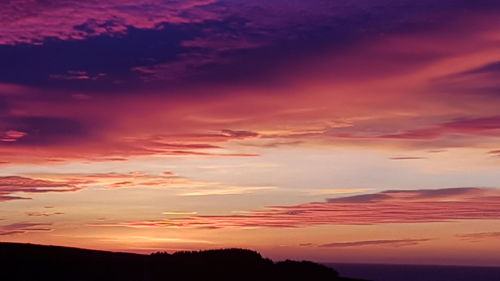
326,263,500,281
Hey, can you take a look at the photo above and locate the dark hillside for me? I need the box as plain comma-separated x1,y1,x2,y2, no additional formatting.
0,242,367,281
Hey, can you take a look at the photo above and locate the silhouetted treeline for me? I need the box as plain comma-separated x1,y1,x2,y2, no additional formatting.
0,242,367,281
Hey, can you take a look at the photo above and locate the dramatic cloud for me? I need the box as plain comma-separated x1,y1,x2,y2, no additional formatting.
99,188,500,229
0,1,500,164
3,1,500,265
0,0,219,45
3,0,500,46
319,239,432,248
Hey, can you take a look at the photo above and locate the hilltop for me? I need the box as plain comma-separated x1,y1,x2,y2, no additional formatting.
0,242,366,281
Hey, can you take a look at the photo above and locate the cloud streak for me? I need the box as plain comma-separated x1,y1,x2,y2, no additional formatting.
3,171,275,201
0,176,81,202
0,223,53,236
99,188,500,229
319,239,432,248
457,232,500,241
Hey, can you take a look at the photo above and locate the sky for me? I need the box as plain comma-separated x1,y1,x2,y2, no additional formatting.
1,0,500,267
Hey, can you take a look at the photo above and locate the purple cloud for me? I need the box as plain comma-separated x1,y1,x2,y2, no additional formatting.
0,223,53,236
0,0,219,45
320,239,432,248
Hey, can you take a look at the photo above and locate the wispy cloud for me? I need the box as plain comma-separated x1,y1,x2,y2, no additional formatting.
178,186,276,196
312,188,373,195
0,223,53,236
162,211,198,216
456,232,500,241
319,239,432,248
0,176,81,202
97,188,500,229
390,157,427,160
0,171,275,201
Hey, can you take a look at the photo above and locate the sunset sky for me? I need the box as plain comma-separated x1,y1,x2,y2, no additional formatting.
1,0,500,267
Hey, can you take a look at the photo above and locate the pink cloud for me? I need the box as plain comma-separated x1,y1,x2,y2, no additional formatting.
16,171,273,198
0,176,81,202
0,127,259,165
0,130,27,142
1,7,500,165
97,188,500,229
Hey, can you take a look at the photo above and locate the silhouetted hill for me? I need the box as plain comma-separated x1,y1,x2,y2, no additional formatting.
0,242,367,281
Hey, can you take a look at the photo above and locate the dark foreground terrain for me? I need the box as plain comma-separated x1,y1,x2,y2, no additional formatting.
0,243,365,281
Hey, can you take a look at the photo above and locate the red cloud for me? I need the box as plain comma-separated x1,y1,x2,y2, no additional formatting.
98,188,500,229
